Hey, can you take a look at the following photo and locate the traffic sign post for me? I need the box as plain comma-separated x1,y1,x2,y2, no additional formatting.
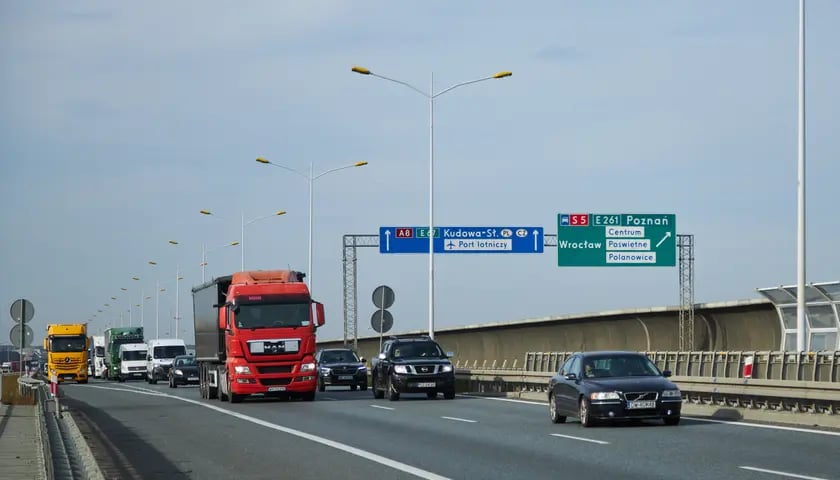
371,285,395,353
9,298,34,376
556,213,677,267
379,226,544,254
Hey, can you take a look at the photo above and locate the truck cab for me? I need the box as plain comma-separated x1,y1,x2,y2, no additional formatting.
146,338,187,384
117,343,148,382
92,335,106,378
44,324,90,384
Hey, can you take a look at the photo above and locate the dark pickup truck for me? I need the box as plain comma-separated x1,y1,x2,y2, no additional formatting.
371,335,455,401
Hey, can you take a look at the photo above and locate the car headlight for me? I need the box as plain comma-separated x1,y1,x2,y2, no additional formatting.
320,367,331,374
357,366,367,372
174,369,183,376
300,362,316,372
234,365,252,375
441,364,453,373
590,392,620,401
393,365,408,374
661,389,681,398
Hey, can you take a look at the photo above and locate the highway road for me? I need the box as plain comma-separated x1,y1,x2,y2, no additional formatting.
60,379,839,480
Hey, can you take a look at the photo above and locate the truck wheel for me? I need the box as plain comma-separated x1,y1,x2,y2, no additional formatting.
78,379,88,385
444,388,455,400
230,393,243,403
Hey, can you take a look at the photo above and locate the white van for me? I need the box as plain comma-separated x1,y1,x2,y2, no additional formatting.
145,338,187,384
117,343,148,382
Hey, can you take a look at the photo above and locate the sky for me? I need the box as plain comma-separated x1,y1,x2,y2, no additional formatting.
1,1,838,345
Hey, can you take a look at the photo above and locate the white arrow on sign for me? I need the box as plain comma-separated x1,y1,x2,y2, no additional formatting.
655,231,672,248
384,229,391,252
533,230,540,251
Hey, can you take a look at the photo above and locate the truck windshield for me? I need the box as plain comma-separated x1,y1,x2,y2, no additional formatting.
122,350,147,361
49,336,87,353
95,346,105,357
235,303,310,329
154,346,186,359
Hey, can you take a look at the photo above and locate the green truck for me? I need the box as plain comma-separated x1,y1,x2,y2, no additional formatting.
103,327,144,380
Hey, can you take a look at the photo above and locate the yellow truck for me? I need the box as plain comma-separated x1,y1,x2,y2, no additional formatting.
44,323,90,383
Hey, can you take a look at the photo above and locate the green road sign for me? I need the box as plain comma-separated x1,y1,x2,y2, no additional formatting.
557,213,676,267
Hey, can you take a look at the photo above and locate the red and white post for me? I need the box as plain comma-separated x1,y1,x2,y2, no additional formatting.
743,356,754,379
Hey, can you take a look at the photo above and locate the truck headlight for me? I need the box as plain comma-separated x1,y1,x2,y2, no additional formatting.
590,392,620,401
441,364,453,373
393,365,408,374
661,389,681,398
174,369,183,376
300,362,316,372
234,365,252,375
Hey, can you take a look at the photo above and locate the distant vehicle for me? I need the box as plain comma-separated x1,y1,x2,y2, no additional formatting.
547,351,682,427
91,335,106,378
116,343,148,382
145,338,187,384
104,327,144,380
44,323,89,383
371,335,455,401
315,348,367,391
168,355,199,387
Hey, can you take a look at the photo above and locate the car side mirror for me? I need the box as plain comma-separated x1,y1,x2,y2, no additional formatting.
564,373,577,381
662,370,672,378
359,356,366,363
378,353,386,360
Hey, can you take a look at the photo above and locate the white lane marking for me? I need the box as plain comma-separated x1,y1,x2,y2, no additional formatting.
370,405,395,411
78,385,450,480
550,433,609,445
457,394,543,406
441,416,477,423
687,417,840,438
321,396,339,401
458,394,840,437
739,466,830,480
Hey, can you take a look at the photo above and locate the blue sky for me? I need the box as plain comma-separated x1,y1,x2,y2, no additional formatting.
1,1,838,344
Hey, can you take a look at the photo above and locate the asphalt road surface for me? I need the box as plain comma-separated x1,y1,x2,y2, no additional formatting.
61,379,840,480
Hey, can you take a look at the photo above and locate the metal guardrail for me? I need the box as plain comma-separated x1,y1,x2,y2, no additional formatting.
453,351,840,415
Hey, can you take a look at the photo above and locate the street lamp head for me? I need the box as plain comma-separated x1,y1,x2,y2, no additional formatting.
177,276,184,280
493,71,513,79
132,277,140,281
255,157,270,164
160,288,166,293
168,240,179,245
230,241,240,246
200,262,208,267
351,66,371,75
354,161,368,167
120,288,127,291
110,297,117,300
199,210,212,216
104,304,110,307
148,260,157,265
275,210,287,216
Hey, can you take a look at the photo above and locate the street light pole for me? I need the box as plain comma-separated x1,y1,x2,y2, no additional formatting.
241,210,245,272
155,280,160,339
175,264,180,338
202,243,207,282
796,0,807,352
255,158,366,299
308,161,314,294
351,65,511,339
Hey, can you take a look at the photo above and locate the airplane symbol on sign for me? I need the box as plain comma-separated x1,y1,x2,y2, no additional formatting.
446,241,456,249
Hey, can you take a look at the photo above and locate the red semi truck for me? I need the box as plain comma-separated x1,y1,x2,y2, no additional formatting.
192,270,324,402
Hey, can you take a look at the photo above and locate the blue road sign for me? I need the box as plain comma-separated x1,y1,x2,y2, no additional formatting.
379,227,544,254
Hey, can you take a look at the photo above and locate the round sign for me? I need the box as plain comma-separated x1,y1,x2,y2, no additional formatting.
10,298,35,323
372,285,395,310
10,324,34,349
370,310,394,334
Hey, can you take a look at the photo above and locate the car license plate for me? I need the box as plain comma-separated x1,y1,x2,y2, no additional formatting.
268,386,286,392
627,400,656,409
188,376,198,381
338,375,353,380
416,382,436,388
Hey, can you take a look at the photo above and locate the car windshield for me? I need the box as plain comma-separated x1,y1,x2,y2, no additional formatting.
392,342,444,359
49,336,87,353
154,345,186,359
121,350,147,361
235,303,310,329
582,355,662,378
321,351,359,363
174,357,196,367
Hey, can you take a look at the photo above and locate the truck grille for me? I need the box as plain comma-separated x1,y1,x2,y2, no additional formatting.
257,365,293,374
129,366,145,372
